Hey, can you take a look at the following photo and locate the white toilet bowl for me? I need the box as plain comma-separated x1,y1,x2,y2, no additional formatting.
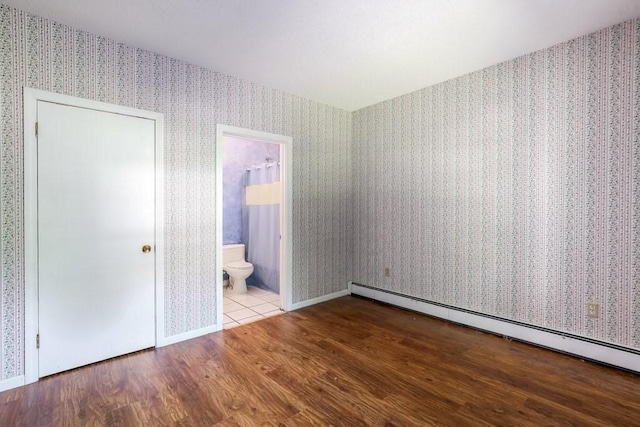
224,260,254,294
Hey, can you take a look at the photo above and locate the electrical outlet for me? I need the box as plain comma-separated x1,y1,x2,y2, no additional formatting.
586,302,600,318
384,267,391,278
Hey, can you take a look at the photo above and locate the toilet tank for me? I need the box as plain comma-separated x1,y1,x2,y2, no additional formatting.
223,244,245,265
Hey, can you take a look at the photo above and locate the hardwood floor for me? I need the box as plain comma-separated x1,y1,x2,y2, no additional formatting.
1,296,639,426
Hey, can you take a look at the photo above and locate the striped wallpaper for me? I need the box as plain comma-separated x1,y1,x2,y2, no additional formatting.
352,19,640,351
0,4,352,381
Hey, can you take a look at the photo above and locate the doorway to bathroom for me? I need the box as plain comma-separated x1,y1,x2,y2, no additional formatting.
216,125,292,329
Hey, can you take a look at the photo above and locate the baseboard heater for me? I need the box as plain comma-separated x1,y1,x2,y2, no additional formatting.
349,282,640,374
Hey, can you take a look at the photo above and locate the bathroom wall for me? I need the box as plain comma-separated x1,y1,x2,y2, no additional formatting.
0,4,353,382
223,136,280,245
352,19,640,351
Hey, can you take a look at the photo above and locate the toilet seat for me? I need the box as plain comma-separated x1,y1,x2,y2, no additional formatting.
227,261,252,269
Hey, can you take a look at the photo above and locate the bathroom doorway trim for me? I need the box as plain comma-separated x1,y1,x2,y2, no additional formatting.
215,125,293,327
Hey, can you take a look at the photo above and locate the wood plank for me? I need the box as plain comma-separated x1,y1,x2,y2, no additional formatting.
1,296,639,426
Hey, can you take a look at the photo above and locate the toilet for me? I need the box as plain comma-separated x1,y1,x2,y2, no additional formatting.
223,244,254,294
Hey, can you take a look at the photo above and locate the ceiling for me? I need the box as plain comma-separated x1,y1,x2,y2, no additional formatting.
4,0,640,111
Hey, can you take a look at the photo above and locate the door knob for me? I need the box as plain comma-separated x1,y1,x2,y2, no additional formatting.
142,245,152,253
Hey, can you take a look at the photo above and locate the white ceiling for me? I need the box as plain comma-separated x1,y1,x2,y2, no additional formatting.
4,0,640,111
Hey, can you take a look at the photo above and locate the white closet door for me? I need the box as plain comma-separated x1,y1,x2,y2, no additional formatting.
37,101,156,377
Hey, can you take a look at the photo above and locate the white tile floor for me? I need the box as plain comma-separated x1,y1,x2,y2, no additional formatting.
223,285,282,329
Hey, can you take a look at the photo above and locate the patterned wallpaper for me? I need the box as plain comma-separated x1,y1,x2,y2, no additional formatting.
0,4,352,381
223,136,280,245
352,19,640,351
2,3,637,384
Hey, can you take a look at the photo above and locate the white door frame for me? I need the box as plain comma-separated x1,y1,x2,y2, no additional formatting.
216,125,293,326
23,88,165,384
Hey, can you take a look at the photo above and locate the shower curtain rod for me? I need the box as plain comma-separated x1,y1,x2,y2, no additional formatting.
246,160,280,171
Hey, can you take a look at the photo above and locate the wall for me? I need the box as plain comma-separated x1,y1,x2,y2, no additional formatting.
223,136,280,244
352,19,640,351
0,4,352,382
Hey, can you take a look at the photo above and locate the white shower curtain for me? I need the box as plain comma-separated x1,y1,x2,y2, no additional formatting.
241,162,280,293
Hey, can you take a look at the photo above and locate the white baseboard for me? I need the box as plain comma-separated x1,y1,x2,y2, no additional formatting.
350,283,640,374
290,289,350,311
0,375,25,393
158,324,222,347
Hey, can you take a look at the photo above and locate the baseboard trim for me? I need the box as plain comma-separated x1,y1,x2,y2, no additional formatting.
350,283,640,374
158,324,222,347
0,375,25,393
290,289,350,311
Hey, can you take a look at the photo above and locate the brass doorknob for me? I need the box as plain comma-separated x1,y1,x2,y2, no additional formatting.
142,245,152,253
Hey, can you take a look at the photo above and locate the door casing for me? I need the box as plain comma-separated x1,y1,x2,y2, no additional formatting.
23,88,165,384
215,125,293,326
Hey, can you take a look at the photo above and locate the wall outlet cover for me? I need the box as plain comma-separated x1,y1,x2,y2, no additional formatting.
586,302,600,318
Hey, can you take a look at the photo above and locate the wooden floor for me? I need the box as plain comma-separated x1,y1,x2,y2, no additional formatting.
1,296,639,426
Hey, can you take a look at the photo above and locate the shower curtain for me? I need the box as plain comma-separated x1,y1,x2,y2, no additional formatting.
242,162,280,293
